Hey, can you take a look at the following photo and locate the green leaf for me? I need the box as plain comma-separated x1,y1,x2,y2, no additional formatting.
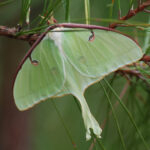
13,27,143,140
39,0,62,26
63,0,70,22
143,16,150,53
104,79,150,150
20,0,31,25
84,0,90,24
100,82,126,150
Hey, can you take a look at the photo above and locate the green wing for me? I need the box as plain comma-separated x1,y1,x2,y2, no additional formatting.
13,27,143,140
13,33,65,110
62,29,143,77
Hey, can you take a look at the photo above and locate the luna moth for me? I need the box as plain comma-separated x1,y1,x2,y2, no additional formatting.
13,23,143,140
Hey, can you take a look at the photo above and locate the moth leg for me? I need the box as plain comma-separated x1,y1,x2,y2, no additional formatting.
29,55,39,66
88,30,95,42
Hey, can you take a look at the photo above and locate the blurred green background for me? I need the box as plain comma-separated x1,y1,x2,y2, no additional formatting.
0,0,150,150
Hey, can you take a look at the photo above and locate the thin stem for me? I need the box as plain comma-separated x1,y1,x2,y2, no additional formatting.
65,0,70,22
109,0,115,19
72,96,81,112
100,82,127,150
84,0,90,24
101,81,129,130
73,97,102,150
1,0,150,40
129,0,135,10
51,100,78,150
104,79,150,150
110,0,150,28
90,129,106,150
117,0,121,18
144,9,150,13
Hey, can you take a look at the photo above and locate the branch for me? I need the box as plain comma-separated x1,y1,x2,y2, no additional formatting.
117,69,150,88
1,1,150,40
1,23,150,84
0,23,117,42
140,55,150,62
1,23,120,43
1,23,149,85
117,69,142,79
108,0,150,83
14,23,150,78
109,0,150,28
0,25,38,42
116,55,150,84
13,23,120,83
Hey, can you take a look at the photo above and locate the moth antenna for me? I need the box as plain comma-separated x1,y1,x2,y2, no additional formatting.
88,30,95,42
29,55,39,66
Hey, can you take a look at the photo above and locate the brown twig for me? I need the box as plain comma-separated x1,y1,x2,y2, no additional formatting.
1,23,150,83
12,23,122,80
117,69,150,88
144,9,150,13
0,1,150,41
109,0,150,28
0,3,150,82
0,25,39,42
0,23,148,85
101,81,130,128
140,55,150,62
117,69,142,79
1,24,150,83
